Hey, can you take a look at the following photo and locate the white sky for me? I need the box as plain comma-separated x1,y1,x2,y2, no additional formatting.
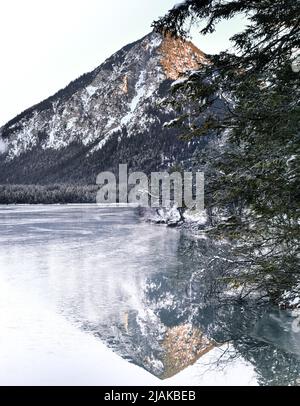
0,0,246,126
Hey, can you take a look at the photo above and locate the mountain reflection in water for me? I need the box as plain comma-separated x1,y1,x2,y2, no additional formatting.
0,205,299,385
84,225,300,385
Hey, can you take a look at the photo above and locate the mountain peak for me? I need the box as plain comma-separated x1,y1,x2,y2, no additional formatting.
0,31,208,184
139,31,206,80
159,33,206,79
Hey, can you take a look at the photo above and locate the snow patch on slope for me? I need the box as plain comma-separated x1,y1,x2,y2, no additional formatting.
121,71,148,126
86,86,98,97
0,137,7,154
90,126,122,154
146,34,163,52
8,114,40,159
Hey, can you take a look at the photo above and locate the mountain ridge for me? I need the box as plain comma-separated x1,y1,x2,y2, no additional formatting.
0,35,145,135
0,31,208,185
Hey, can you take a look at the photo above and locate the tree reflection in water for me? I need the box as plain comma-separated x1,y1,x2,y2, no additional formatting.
94,231,300,385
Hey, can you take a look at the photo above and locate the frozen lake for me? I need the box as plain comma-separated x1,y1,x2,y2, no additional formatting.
0,205,298,386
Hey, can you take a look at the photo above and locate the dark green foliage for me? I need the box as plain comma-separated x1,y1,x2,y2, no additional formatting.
154,0,300,300
0,184,99,204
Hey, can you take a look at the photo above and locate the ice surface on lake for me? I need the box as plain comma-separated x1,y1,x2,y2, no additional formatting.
0,205,257,386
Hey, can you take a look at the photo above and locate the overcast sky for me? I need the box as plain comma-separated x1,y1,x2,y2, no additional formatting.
0,0,246,126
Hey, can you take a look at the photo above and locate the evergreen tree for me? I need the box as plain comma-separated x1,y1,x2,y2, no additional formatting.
153,0,300,301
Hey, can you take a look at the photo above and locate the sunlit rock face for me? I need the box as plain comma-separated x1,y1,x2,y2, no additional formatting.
159,33,207,80
0,32,208,184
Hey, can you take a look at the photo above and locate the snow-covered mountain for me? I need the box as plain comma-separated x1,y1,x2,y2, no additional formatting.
0,31,207,184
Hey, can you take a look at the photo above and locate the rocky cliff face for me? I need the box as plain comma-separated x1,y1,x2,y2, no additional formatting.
0,32,207,185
